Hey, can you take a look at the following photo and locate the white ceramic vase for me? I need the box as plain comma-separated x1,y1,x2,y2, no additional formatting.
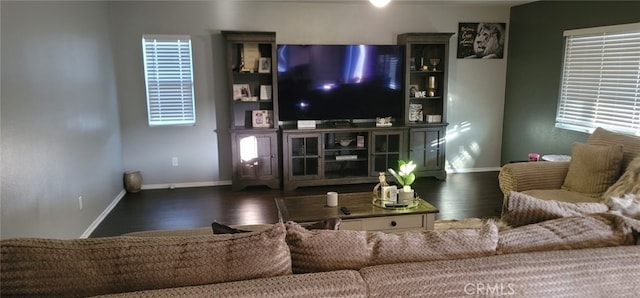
397,186,414,204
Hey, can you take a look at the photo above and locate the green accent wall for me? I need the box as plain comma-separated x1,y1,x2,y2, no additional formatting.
501,1,640,164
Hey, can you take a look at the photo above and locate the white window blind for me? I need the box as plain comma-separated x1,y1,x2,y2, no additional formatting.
142,35,196,126
556,23,640,136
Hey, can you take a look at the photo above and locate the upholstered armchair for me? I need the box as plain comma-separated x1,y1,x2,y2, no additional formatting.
498,127,640,215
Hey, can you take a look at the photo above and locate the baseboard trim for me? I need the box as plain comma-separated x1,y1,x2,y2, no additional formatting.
80,189,126,239
142,180,232,190
447,167,501,173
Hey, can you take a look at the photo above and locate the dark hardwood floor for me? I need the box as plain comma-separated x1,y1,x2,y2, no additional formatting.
90,171,504,237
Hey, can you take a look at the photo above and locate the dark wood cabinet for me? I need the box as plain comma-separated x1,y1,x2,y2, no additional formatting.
282,126,407,191
231,131,280,191
409,125,447,180
223,31,280,190
398,33,453,180
221,31,451,190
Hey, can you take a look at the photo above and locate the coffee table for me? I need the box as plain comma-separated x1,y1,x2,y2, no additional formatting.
275,192,439,232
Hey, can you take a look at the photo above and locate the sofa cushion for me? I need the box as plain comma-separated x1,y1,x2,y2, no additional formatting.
359,246,640,298
93,270,367,298
498,213,636,254
284,221,498,274
502,191,608,227
0,223,291,297
587,127,640,172
604,155,640,199
521,189,602,204
561,142,623,197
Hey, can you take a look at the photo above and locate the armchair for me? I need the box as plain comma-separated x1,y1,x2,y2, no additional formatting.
499,127,640,215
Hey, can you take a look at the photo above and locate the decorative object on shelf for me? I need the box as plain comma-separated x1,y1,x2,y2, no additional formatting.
457,22,506,59
411,84,426,98
409,104,424,122
410,57,416,70
258,57,271,73
259,85,272,100
251,110,273,128
428,76,436,89
429,58,440,71
427,76,437,97
233,84,256,101
241,43,260,71
356,135,365,148
124,171,143,193
409,84,418,97
338,138,353,147
426,114,442,123
375,116,393,127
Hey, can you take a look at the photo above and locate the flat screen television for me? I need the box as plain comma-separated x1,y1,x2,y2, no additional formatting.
277,44,405,122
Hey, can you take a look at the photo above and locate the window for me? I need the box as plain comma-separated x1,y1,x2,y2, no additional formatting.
556,23,640,136
142,35,195,126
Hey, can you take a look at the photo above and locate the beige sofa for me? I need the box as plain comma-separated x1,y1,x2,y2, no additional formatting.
499,127,640,213
2,215,639,297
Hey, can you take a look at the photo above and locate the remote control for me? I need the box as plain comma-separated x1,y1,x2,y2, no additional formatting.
340,206,351,215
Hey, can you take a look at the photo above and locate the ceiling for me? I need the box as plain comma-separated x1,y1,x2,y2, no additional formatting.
233,0,535,4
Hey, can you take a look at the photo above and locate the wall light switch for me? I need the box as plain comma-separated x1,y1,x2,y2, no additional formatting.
171,157,179,166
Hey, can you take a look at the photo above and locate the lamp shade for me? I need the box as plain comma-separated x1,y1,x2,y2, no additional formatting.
370,0,391,8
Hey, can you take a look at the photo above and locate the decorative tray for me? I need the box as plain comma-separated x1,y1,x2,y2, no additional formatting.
372,197,420,209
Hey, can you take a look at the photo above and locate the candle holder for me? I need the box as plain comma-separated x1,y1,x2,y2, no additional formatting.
427,76,437,97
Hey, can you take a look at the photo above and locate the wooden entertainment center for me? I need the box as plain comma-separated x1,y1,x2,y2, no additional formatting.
222,31,453,191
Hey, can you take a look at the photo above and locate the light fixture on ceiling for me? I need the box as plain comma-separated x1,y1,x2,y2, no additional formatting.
369,0,391,8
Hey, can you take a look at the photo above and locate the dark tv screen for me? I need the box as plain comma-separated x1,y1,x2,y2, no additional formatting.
277,44,404,122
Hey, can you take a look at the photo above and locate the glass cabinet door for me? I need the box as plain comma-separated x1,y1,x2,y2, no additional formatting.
371,131,405,176
288,134,321,180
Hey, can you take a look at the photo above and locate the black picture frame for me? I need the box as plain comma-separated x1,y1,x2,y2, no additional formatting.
457,22,506,59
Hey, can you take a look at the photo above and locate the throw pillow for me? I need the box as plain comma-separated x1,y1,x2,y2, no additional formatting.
285,220,498,274
502,191,609,227
498,213,636,254
561,142,623,197
1,223,291,297
603,155,640,199
211,221,251,234
587,127,640,171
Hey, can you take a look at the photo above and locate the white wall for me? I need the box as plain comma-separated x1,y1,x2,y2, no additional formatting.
111,1,509,188
1,1,124,239
0,0,510,238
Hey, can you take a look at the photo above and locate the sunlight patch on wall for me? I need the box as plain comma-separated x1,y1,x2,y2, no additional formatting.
445,121,480,171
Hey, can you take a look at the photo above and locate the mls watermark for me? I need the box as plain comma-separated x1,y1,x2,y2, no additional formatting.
464,283,516,296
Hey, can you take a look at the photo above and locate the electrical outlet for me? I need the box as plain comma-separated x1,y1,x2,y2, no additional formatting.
171,157,179,166
78,196,83,210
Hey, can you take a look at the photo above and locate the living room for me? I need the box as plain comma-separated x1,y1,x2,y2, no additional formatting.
1,0,639,240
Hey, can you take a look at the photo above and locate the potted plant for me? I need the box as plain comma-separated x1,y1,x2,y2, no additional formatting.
388,160,416,204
